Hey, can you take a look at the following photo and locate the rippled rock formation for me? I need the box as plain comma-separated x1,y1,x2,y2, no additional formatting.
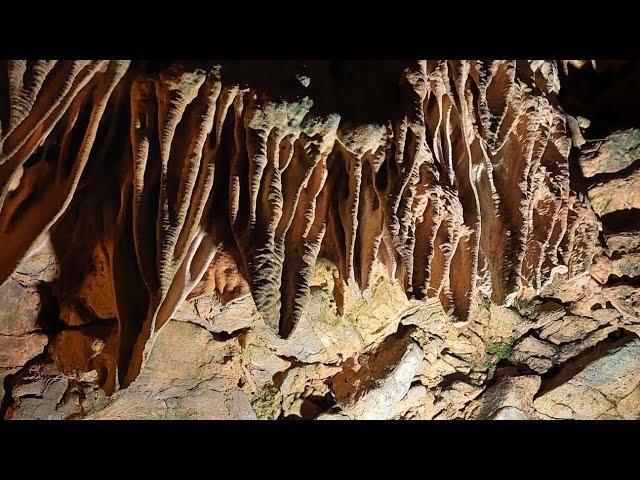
1,60,639,420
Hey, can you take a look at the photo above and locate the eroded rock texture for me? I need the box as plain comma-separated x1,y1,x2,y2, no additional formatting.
1,60,639,420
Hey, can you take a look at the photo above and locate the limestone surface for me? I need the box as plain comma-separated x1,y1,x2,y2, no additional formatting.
1,60,640,420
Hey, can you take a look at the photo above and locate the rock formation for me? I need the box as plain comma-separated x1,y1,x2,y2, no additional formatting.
1,60,639,420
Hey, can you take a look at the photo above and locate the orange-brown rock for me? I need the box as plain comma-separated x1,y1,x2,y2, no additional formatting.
1,60,640,420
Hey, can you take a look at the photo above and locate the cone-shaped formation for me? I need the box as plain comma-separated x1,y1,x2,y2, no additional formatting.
0,60,598,386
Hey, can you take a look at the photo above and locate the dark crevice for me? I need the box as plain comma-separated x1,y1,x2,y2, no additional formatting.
34,282,61,335
608,249,640,261
490,361,539,386
558,61,640,139
3,60,640,420
0,374,13,420
567,136,592,203
584,157,640,189
440,348,472,366
470,328,639,412
54,315,117,332
598,275,640,288
601,209,640,234
282,391,337,421
469,360,540,413
207,327,251,343
534,328,636,399
438,371,481,390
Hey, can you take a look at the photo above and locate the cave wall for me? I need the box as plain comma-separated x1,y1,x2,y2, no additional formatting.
1,60,639,420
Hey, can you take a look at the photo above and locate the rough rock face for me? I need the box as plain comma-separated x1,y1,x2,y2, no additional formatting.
1,60,639,420
533,338,640,420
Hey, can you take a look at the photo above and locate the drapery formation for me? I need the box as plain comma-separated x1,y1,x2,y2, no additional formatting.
0,60,597,387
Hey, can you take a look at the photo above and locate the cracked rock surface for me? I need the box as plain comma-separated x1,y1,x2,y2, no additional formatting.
1,60,640,420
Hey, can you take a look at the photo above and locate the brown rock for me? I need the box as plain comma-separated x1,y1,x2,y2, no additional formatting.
534,337,640,419
1,60,639,421
540,315,600,345
605,285,640,320
5,362,108,420
468,375,541,419
591,251,640,283
510,337,558,373
587,168,640,216
0,333,48,369
90,320,255,420
331,334,424,420
579,129,640,178
0,277,42,335
605,232,640,256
